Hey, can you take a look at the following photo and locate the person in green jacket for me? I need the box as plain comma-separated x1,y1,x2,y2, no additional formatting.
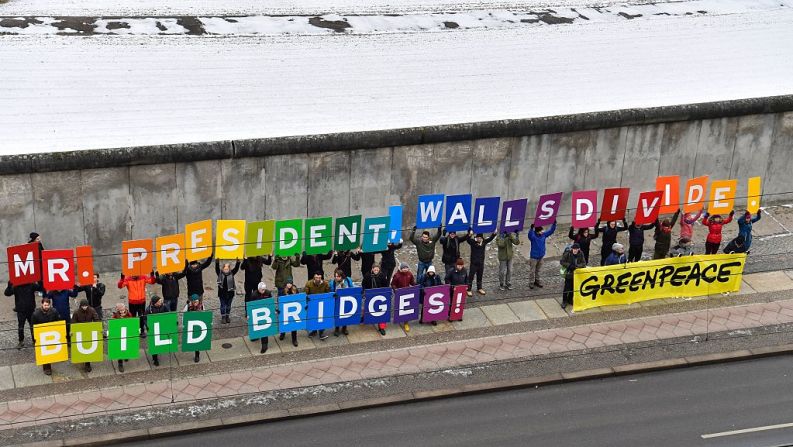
496,231,520,290
271,255,301,295
410,225,442,283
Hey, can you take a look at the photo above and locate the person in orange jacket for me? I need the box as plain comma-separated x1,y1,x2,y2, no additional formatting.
117,272,156,336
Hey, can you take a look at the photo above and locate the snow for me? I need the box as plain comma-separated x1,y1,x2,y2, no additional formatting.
1,1,793,156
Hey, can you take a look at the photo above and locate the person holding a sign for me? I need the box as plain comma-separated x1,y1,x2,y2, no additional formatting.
72,298,101,372
627,221,656,263
111,303,133,372
184,256,213,301
737,210,762,252
560,243,586,310
146,296,168,366
249,282,273,353
215,259,240,324
528,222,556,289
5,280,42,349
496,231,520,290
184,294,205,363
379,240,403,284
652,210,680,259
331,269,356,337
466,231,496,296
31,297,61,375
568,227,598,265
440,229,470,276
304,272,331,340
597,219,628,266
300,252,331,280
46,288,78,337
241,256,272,300
117,273,155,337
74,274,107,319
679,210,703,243
410,226,442,284
702,211,734,254
272,255,300,296
331,250,360,280
277,280,299,346
154,271,184,313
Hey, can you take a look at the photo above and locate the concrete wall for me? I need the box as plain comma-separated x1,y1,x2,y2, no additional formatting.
1,108,791,275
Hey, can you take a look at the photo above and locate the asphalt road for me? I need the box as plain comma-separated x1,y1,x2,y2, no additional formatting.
126,356,793,447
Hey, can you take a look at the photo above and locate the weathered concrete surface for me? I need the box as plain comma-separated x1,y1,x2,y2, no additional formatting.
1,107,791,278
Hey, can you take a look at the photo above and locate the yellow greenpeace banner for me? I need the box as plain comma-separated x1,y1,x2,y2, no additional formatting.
573,254,747,312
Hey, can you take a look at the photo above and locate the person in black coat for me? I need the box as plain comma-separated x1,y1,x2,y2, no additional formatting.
154,271,183,312
31,297,61,375
627,221,656,263
596,219,628,266
379,240,403,283
5,280,42,348
183,256,213,299
249,283,274,353
440,230,470,275
466,231,496,296
145,296,169,366
568,227,598,265
445,259,469,286
357,249,377,280
300,252,331,280
331,250,360,279
241,256,272,299
362,264,388,289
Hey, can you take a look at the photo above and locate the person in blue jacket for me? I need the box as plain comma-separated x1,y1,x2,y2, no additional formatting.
604,243,628,266
737,210,761,251
528,221,556,289
46,288,78,336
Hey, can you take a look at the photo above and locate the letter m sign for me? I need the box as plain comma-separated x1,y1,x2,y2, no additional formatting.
7,242,41,285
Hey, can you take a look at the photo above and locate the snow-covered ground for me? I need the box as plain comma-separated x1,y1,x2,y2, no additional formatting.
1,0,792,156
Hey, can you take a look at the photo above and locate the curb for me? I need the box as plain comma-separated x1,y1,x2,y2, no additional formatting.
20,343,793,447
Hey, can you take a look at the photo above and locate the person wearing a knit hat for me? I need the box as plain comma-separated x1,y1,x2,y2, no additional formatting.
604,242,627,266
248,281,274,353
466,229,497,297
528,221,557,289
737,209,762,252
184,294,204,363
146,295,168,366
278,278,299,347
72,298,101,372
445,258,469,287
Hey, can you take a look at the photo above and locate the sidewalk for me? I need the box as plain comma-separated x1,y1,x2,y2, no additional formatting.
1,269,793,429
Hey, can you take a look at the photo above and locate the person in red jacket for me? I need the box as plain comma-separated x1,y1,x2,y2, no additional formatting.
702,211,734,254
390,262,416,289
117,272,156,336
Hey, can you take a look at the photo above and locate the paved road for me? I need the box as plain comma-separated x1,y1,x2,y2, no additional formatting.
128,356,793,447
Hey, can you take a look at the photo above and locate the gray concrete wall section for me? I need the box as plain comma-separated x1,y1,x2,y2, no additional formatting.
2,100,793,279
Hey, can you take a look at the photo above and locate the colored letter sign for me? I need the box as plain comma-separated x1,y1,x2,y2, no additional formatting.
7,242,41,285
182,311,213,351
245,220,275,257
307,293,336,331
34,320,68,366
274,219,303,257
42,249,75,290
147,312,179,355
500,198,528,232
216,220,246,259
634,190,664,225
571,190,598,228
416,194,445,229
388,205,403,243
422,285,450,323
107,317,140,361
392,286,420,324
362,216,390,253
121,239,153,276
279,293,307,333
71,322,104,364
534,192,563,227
600,188,630,221
75,245,95,287
683,176,708,213
363,288,392,324
305,217,333,255
472,197,500,233
155,234,185,275
335,215,361,251
185,219,213,261
449,285,468,321
746,176,762,214
247,298,278,340
445,194,472,232
656,175,680,215
335,287,363,326
708,179,738,215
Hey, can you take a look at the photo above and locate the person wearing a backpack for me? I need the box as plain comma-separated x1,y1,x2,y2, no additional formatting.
528,221,556,289
560,243,586,310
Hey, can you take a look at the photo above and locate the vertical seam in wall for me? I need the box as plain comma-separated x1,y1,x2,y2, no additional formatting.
692,119,705,177
543,135,551,195
347,152,352,216
219,158,226,219
127,166,134,240
764,113,781,195
727,117,739,178
79,170,87,245
174,163,181,230
305,154,310,219
655,124,665,178
29,172,37,234
618,127,628,187
468,143,475,196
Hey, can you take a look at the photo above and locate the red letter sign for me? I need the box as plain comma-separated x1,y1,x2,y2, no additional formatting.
42,249,75,290
634,191,664,225
6,242,41,286
600,188,630,221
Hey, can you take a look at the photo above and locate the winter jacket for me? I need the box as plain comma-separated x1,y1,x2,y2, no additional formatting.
300,252,332,278
241,256,271,290
358,252,377,277
249,289,273,300
271,255,301,289
146,302,169,315
597,219,628,249
628,222,656,246
496,232,520,261
32,307,61,325
440,231,470,265
724,237,748,254
560,250,587,279
653,210,680,252
410,227,442,263
362,271,388,290
183,256,213,296
47,289,78,320
5,281,41,315
528,222,557,260
679,210,703,241
568,227,598,258
304,280,330,295
117,274,155,305
467,233,496,266
72,306,100,323
331,250,360,279
155,272,183,300
215,260,240,293
702,212,734,244
379,242,403,271
329,277,354,292
737,212,761,249
420,273,443,288
603,252,627,266
445,267,468,286
390,270,416,289
74,283,106,309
